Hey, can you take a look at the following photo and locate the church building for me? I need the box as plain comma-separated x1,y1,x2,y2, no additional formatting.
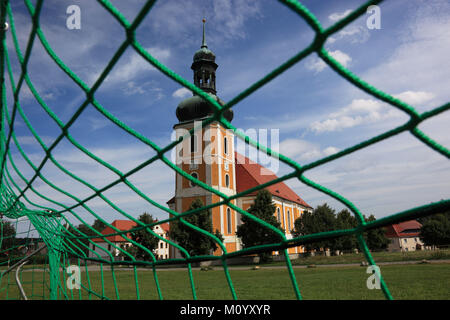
167,20,312,259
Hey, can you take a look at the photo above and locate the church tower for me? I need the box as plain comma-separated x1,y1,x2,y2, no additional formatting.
170,20,239,257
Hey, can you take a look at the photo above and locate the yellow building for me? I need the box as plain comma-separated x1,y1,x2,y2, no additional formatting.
167,21,311,259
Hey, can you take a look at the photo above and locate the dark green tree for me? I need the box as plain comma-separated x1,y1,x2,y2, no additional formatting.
363,215,390,251
236,189,283,262
419,212,450,247
61,222,92,259
333,209,358,252
170,199,223,258
0,220,16,256
293,203,336,252
75,223,94,256
92,219,107,232
128,212,159,261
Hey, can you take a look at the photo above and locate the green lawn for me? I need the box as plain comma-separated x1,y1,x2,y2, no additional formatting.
282,249,450,266
1,262,449,300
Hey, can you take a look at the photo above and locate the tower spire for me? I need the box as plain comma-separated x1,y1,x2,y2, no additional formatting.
175,19,233,124
201,18,207,48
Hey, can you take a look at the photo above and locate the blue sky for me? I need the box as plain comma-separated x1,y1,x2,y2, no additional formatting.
4,0,450,228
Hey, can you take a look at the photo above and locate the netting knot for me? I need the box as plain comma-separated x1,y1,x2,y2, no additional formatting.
312,33,326,52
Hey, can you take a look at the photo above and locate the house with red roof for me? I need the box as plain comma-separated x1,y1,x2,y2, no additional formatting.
384,220,429,252
89,219,170,260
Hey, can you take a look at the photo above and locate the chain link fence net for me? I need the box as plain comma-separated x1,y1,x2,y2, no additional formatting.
0,0,449,300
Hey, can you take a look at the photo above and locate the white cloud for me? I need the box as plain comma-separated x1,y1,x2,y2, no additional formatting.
393,91,435,106
328,9,352,22
105,47,171,85
310,97,407,133
87,117,111,131
295,2,450,217
150,0,262,45
212,0,262,40
280,138,318,160
295,116,450,218
323,146,340,156
309,88,434,134
172,87,192,99
361,2,450,109
305,50,352,73
329,50,352,68
122,81,165,98
327,36,337,44
327,25,370,45
279,138,339,162
310,117,361,133
17,135,54,146
305,56,327,73
329,99,384,118
20,142,174,220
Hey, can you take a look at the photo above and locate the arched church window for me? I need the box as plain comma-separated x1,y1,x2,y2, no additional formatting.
287,210,291,232
189,172,198,187
224,136,228,155
227,208,232,234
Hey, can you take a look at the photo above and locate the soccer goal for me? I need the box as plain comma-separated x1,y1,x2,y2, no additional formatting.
0,0,448,301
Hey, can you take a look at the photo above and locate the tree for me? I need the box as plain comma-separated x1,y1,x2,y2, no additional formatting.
74,223,93,257
420,212,450,247
363,215,390,251
61,222,90,259
236,189,283,262
333,209,358,252
92,219,107,232
64,219,106,258
128,212,159,261
0,220,16,257
293,203,336,252
170,199,223,258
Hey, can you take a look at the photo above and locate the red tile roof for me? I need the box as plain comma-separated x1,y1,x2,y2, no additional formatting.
92,220,169,243
92,220,137,243
385,220,422,238
160,222,170,233
235,152,311,208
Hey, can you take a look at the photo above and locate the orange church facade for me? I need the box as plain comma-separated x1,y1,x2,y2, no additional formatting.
167,21,312,259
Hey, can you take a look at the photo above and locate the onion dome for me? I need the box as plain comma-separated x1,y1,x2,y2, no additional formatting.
193,46,216,63
176,93,233,123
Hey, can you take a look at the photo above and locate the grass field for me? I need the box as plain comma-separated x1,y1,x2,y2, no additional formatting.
1,262,449,300
277,249,450,266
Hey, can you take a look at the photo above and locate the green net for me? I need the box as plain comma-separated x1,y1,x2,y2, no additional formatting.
0,0,449,301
